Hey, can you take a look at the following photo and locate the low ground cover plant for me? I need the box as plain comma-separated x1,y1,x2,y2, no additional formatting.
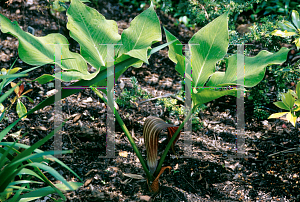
229,12,300,121
116,76,152,109
0,65,82,201
0,0,290,196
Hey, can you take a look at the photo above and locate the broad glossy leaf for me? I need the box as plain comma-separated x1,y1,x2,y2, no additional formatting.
277,21,297,32
163,27,182,64
0,42,172,147
175,54,185,78
67,0,121,70
297,81,300,99
192,88,237,108
0,14,95,82
282,92,295,109
288,89,298,99
206,48,290,87
291,10,300,29
118,2,161,63
274,101,289,110
189,12,229,88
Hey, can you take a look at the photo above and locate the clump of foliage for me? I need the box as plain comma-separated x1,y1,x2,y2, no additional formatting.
151,0,264,28
268,81,300,127
228,15,297,121
116,77,152,109
0,0,290,195
0,63,82,201
252,0,300,17
272,10,300,50
118,0,147,12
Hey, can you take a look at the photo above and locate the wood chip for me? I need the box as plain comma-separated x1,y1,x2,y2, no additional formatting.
140,195,151,201
73,114,81,122
84,178,93,187
123,173,144,180
31,126,47,131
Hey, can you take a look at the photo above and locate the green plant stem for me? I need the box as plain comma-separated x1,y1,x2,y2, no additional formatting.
91,87,153,181
153,107,194,177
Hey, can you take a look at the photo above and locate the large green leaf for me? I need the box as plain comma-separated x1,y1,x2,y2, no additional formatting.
0,42,173,140
67,0,121,70
189,12,229,88
296,82,300,99
118,2,161,64
291,10,300,30
282,92,295,110
274,101,290,110
163,27,182,64
277,21,297,32
0,14,95,82
206,47,290,87
192,88,237,108
165,12,290,111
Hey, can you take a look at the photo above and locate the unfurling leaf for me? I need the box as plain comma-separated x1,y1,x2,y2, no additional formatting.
147,166,171,193
167,126,181,155
18,84,24,97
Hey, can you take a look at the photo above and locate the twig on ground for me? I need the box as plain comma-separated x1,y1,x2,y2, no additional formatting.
268,145,300,157
138,93,184,105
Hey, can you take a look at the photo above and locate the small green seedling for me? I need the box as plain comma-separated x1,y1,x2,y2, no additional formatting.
268,81,300,127
10,82,34,120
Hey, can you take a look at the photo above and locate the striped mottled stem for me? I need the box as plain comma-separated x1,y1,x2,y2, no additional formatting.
154,108,194,177
143,116,181,174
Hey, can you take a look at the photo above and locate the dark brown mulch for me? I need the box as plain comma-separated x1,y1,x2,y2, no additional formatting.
1,0,300,201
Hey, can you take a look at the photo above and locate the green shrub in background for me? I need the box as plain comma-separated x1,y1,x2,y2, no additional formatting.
118,0,147,12
149,0,265,28
120,0,300,31
272,10,300,50
116,77,152,109
228,15,299,121
253,0,300,17
117,0,299,122
268,81,300,127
